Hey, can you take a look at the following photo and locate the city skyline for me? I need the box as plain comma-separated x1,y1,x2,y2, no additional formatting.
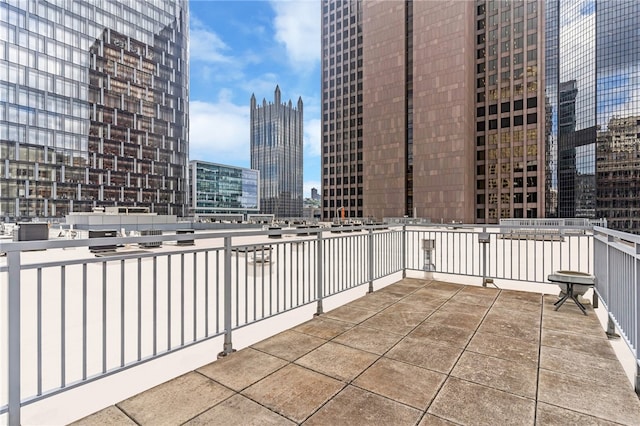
188,0,321,198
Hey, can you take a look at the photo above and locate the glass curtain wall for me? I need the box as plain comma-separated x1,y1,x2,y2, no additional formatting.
0,0,189,219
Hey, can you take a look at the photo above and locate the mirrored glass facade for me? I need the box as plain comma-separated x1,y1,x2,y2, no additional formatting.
250,86,303,218
547,0,640,232
0,0,189,220
555,0,597,219
595,1,640,232
189,160,259,217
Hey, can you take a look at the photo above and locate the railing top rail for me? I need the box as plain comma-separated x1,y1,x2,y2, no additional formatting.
594,225,640,245
0,224,399,253
402,223,595,232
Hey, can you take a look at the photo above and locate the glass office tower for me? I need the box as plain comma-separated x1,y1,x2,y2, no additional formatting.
595,1,640,232
0,0,189,219
546,0,640,232
189,160,259,218
250,86,303,218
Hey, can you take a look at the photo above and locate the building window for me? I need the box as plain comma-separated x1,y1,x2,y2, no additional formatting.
514,115,523,126
527,113,537,124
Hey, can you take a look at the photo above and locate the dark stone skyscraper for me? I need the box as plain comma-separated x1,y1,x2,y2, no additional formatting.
250,86,303,218
322,0,545,223
0,0,189,219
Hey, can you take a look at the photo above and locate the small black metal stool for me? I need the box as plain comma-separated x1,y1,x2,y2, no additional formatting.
548,271,596,315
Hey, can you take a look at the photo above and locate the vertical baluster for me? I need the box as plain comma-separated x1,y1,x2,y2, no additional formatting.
138,258,142,361
82,264,87,380
37,268,42,394
120,260,125,367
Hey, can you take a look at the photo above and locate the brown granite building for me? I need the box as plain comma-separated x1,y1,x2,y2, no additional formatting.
475,0,546,222
321,0,546,223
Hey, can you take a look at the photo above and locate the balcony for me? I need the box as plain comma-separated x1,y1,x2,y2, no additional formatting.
1,224,640,424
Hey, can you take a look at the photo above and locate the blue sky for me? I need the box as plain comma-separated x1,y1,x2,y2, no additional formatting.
188,0,321,198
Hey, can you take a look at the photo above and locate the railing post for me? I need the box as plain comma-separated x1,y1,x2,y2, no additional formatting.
368,228,374,293
8,251,21,426
219,236,234,357
315,230,324,316
402,225,407,278
479,228,491,287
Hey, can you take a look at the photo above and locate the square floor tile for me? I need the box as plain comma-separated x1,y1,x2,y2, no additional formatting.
451,351,538,399
70,406,136,426
323,304,378,324
540,345,630,386
292,316,352,340
428,377,535,425
251,330,325,362
536,402,620,426
333,324,404,355
478,309,540,342
346,292,400,311
362,309,428,335
184,394,294,426
538,369,640,424
466,331,539,366
197,348,287,391
541,328,616,360
118,372,234,425
295,341,379,382
242,364,344,423
354,357,446,409
386,336,463,374
408,322,475,348
304,385,421,426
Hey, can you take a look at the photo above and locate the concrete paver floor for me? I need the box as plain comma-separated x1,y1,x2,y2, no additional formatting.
74,278,640,425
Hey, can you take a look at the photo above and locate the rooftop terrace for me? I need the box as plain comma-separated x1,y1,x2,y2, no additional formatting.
2,223,640,424
74,278,640,425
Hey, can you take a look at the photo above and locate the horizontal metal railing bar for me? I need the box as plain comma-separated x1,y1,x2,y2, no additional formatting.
0,246,225,271
0,225,398,253
594,226,640,244
594,234,639,257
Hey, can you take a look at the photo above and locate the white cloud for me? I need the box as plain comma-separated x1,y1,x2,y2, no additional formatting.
189,17,233,64
304,118,321,157
270,0,320,70
189,95,251,167
241,73,281,96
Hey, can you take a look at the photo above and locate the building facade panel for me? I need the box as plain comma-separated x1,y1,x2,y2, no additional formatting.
362,1,407,219
413,0,476,223
0,0,189,220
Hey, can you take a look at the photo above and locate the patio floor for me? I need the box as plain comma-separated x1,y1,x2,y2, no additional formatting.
74,278,640,425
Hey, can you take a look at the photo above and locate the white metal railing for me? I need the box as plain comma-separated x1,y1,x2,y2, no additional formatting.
1,223,638,424
592,226,640,391
500,218,608,227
